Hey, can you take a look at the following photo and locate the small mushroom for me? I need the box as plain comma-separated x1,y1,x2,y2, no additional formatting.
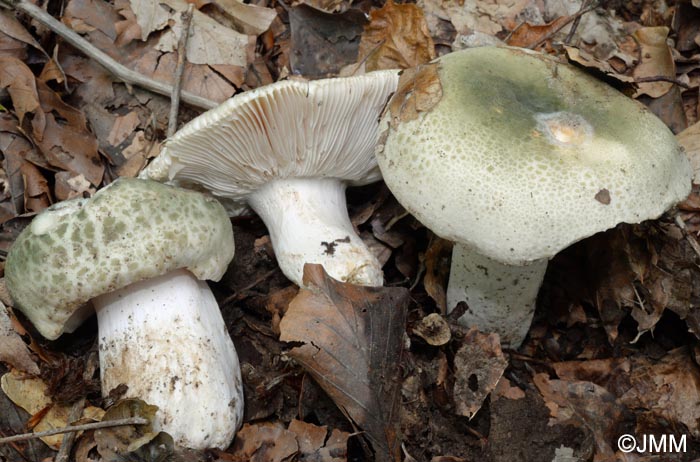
5,178,243,450
377,47,692,347
140,71,399,287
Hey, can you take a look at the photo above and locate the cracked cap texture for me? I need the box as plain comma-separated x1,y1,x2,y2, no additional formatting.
377,46,692,265
5,178,234,340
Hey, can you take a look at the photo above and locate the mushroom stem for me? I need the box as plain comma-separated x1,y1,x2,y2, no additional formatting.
247,177,383,287
93,268,243,450
446,244,548,348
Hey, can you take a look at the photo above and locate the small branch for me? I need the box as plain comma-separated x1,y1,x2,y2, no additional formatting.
0,417,149,445
675,213,700,261
0,0,217,110
168,3,195,137
564,0,591,44
528,2,599,50
635,75,692,90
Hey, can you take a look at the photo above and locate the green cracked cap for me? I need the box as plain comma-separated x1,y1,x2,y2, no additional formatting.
5,178,235,340
377,46,692,265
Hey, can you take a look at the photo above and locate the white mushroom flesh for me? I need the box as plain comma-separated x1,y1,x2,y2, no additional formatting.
447,243,548,348
93,268,244,450
248,177,382,286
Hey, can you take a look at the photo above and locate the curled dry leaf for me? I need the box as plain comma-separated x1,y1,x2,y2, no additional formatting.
505,16,570,49
677,121,700,182
453,328,507,419
0,302,39,375
632,27,675,98
358,0,436,71
288,419,350,461
230,422,298,462
412,313,451,346
423,237,452,313
279,264,409,461
1,370,105,449
386,63,443,130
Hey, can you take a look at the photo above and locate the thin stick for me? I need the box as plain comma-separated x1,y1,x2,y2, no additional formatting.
635,75,692,90
528,2,599,50
0,0,217,111
675,213,700,260
0,417,149,445
564,0,590,44
168,3,195,137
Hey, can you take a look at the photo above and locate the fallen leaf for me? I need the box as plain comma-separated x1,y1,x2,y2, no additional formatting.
129,0,170,40
412,313,451,346
0,302,38,375
423,237,452,313
632,27,675,98
20,162,50,213
506,16,570,49
678,120,700,182
0,386,56,462
0,10,47,59
0,56,43,134
386,63,442,129
288,419,349,461
453,328,507,418
214,0,277,36
1,370,105,449
230,422,298,462
95,398,169,461
358,0,435,71
279,264,409,461
288,4,366,77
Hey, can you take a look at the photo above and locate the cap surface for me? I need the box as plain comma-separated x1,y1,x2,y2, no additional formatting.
5,178,234,340
377,47,692,264
141,70,399,213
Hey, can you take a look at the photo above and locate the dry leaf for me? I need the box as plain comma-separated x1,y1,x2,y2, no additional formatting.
215,0,277,36
358,0,435,71
386,63,442,129
632,27,675,98
412,313,451,346
1,370,105,449
0,56,43,133
288,419,349,461
453,328,508,418
423,237,452,313
0,303,38,375
129,0,171,40
279,264,409,461
677,120,700,182
506,16,570,48
230,422,299,461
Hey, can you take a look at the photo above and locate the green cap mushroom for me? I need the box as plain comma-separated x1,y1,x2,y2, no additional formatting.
376,46,692,347
6,178,243,449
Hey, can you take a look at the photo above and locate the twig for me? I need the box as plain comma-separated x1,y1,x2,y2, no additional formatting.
675,213,700,261
528,2,599,50
635,75,692,90
0,417,148,445
564,0,591,44
55,351,98,462
168,3,195,137
0,0,217,111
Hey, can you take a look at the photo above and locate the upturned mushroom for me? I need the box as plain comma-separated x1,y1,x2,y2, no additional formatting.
5,178,243,449
140,71,399,287
376,47,692,347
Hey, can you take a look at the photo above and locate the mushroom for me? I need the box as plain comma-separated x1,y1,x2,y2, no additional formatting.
376,47,692,347
140,71,399,287
5,178,243,450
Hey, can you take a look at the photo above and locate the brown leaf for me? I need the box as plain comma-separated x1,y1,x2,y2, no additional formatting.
288,4,366,77
0,303,39,375
279,264,409,461
620,348,700,437
19,162,50,213
386,63,442,130
230,422,298,462
358,0,435,71
678,121,700,182
412,313,450,346
533,373,623,458
0,10,47,60
288,419,349,461
0,56,44,133
453,328,507,418
423,237,452,313
506,16,570,49
632,27,675,98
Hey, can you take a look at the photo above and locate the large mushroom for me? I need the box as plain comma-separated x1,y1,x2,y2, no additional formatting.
5,178,243,450
140,71,399,287
376,47,692,347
